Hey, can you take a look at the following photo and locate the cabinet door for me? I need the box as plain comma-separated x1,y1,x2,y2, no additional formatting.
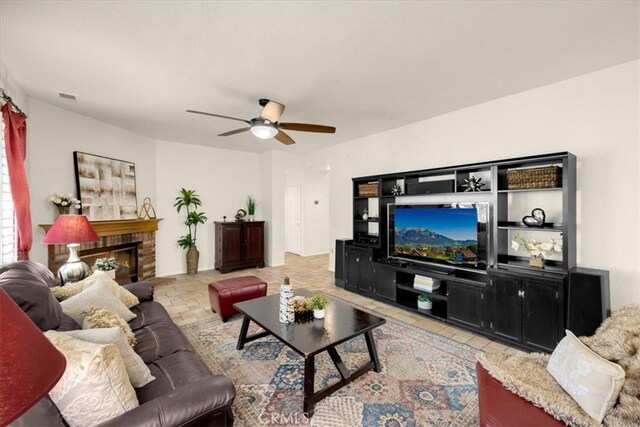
221,224,243,265
522,278,561,353
373,264,396,301
244,223,264,264
490,275,522,343
357,252,373,294
448,282,484,330
345,249,359,291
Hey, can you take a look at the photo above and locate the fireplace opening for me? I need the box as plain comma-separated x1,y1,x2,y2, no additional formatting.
79,243,139,284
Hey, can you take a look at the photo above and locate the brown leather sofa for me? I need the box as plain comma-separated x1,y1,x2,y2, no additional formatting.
1,260,236,427
476,362,564,426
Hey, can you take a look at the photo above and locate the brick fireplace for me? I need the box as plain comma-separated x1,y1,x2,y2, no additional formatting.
39,219,162,283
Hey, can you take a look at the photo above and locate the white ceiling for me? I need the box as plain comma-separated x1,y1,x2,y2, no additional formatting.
1,1,638,153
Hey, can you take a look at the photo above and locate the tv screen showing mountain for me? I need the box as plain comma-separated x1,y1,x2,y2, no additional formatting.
394,206,479,264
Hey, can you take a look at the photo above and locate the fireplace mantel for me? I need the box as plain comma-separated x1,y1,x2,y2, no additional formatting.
39,218,163,282
39,219,163,237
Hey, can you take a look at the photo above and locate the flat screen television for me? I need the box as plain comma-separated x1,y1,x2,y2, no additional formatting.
388,203,489,270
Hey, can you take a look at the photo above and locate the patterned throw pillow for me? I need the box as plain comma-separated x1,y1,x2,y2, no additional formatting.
44,331,139,427
65,328,154,387
83,307,137,347
547,330,625,423
51,271,139,308
60,281,136,325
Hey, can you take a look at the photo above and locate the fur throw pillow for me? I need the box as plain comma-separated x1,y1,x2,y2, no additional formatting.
83,307,137,347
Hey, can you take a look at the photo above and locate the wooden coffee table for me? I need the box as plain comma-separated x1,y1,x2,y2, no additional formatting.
234,289,386,415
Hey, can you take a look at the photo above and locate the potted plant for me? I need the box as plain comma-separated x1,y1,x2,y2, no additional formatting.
50,192,81,215
174,188,208,275
417,294,432,310
306,294,330,319
93,257,118,279
246,196,256,221
511,234,562,268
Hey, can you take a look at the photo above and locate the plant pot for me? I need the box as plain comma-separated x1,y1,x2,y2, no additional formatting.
529,256,544,268
186,246,200,275
57,206,70,215
313,309,325,319
105,269,116,279
248,215,255,222
417,300,432,310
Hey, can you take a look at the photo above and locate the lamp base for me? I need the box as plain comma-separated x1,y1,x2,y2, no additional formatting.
58,243,90,285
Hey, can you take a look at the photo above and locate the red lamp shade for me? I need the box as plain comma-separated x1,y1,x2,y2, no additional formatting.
41,215,100,244
0,289,67,425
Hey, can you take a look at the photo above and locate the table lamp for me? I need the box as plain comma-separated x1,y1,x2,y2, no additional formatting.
0,288,67,425
41,214,100,284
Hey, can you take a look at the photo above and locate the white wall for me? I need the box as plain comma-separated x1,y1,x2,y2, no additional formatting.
313,60,639,309
26,98,157,265
154,140,262,276
0,59,28,114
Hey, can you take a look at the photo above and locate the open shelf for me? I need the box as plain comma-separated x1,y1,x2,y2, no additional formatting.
496,255,564,274
354,219,379,223
497,187,562,193
397,283,448,301
497,221,563,230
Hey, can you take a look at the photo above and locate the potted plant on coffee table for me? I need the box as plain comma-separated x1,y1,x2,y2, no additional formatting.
174,188,208,275
307,294,330,319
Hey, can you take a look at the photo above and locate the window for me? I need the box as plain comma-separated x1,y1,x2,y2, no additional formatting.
0,118,16,264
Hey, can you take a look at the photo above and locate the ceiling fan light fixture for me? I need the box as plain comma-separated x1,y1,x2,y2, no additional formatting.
250,119,278,139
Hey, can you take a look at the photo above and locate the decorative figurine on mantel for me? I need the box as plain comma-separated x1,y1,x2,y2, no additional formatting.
138,197,157,219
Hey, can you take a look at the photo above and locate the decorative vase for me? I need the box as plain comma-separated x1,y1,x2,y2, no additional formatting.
313,309,325,319
529,256,544,268
57,206,70,215
279,277,294,324
362,212,369,220
105,269,116,279
186,246,200,275
248,214,255,222
417,300,432,310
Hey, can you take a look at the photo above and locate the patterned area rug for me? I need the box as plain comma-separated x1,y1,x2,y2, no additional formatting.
180,297,480,426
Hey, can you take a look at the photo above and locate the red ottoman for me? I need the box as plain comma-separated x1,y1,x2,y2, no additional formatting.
208,276,267,322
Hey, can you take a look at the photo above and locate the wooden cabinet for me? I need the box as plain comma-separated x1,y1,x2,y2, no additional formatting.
372,264,396,301
345,246,373,294
447,282,484,330
215,221,265,273
488,269,564,353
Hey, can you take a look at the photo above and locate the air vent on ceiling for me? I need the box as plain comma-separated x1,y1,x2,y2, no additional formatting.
58,92,76,101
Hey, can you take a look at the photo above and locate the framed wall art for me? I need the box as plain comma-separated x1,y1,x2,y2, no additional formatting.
73,152,138,221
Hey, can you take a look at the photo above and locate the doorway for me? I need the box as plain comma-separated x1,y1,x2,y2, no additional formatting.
284,185,302,254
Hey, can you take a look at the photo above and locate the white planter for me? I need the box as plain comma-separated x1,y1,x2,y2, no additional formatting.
417,300,432,310
313,309,325,319
105,270,116,279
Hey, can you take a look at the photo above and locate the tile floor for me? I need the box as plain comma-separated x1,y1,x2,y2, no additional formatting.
152,253,523,355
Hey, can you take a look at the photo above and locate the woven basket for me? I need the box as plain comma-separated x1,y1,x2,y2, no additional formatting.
506,166,562,190
358,182,379,197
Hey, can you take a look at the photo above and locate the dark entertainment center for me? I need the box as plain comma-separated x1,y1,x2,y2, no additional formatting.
337,152,608,353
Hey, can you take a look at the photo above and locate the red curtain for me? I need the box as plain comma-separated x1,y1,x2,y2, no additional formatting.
1,103,31,260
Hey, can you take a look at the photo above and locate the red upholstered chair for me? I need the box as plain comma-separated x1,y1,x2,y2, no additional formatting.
476,362,565,426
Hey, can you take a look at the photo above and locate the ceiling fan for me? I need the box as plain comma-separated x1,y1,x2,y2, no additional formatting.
186,99,336,145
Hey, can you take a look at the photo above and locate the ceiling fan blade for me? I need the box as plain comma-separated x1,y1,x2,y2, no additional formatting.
186,110,251,124
260,101,285,122
279,122,336,133
218,127,251,137
275,130,296,145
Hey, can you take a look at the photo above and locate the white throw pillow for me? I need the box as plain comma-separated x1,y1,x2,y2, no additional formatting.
60,280,136,325
44,331,139,427
65,327,155,388
547,330,625,423
52,270,139,308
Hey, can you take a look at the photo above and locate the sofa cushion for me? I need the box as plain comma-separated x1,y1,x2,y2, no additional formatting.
44,331,139,427
133,321,194,363
55,314,81,332
128,301,173,330
548,330,625,423
61,281,136,325
9,397,66,427
51,271,140,308
0,261,63,331
136,351,212,404
65,328,156,388
83,307,137,347
0,260,59,288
